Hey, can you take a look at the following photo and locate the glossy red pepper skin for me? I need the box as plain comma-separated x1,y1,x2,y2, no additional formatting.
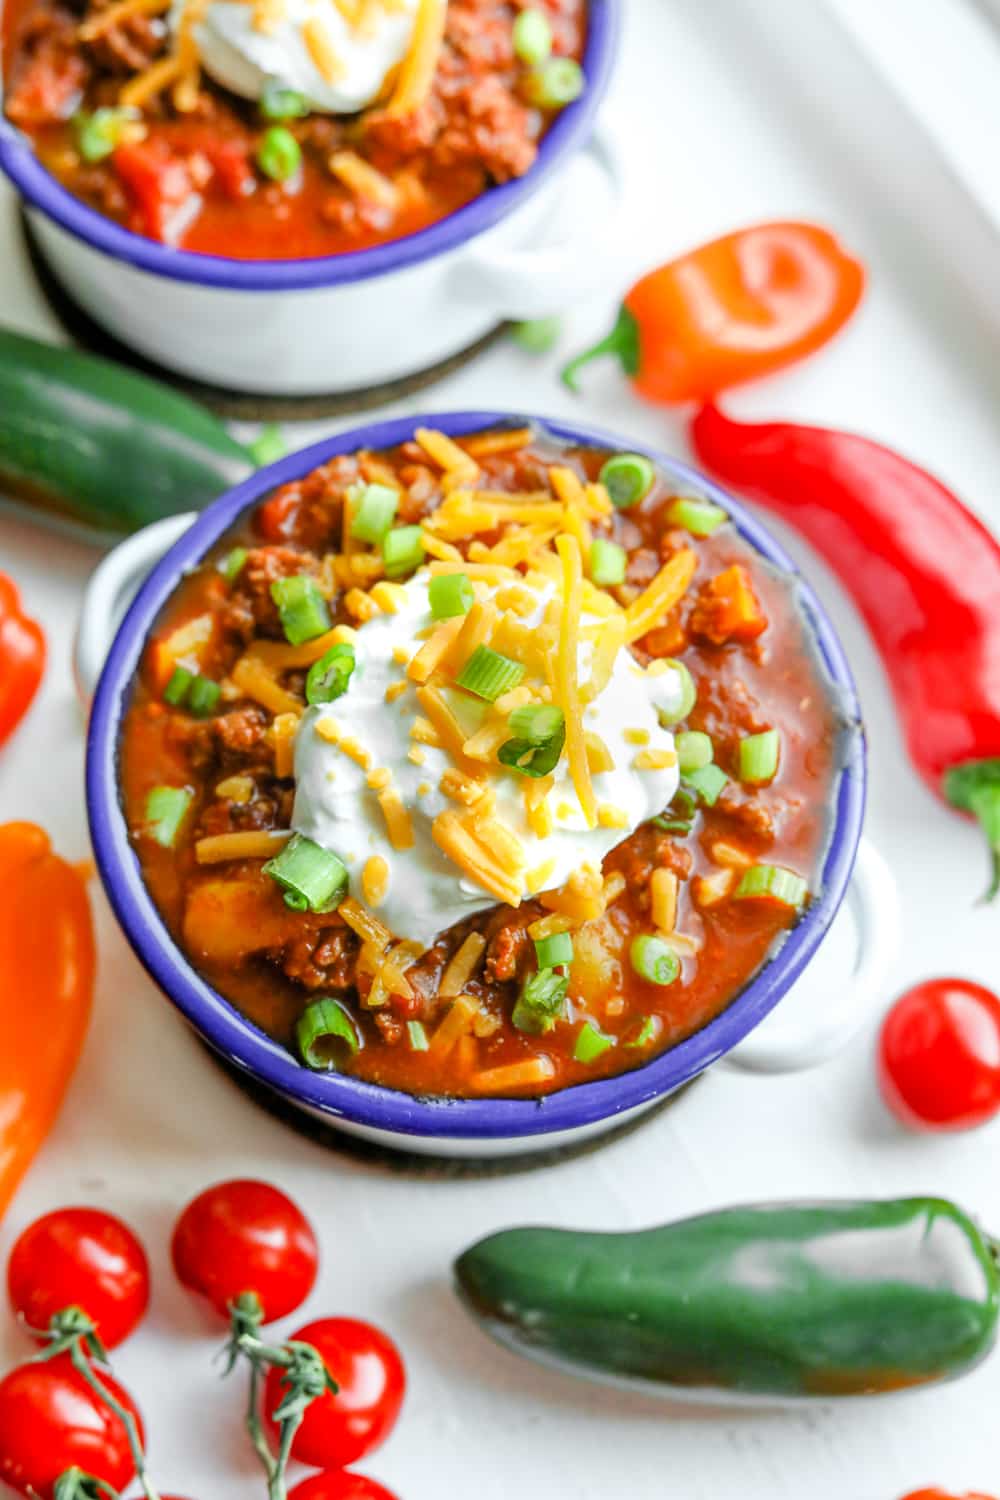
0,574,45,747
563,223,864,403
691,403,1000,896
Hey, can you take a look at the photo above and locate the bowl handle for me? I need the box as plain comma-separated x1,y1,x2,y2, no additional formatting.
74,513,198,707
451,115,627,320
723,837,900,1075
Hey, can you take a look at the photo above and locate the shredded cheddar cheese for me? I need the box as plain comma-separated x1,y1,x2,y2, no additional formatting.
195,829,292,864
439,932,487,996
554,534,596,828
362,855,390,907
624,548,698,644
386,0,446,119
329,150,399,208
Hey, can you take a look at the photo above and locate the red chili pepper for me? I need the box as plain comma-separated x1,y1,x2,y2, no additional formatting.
691,403,1000,896
0,574,45,747
562,222,864,403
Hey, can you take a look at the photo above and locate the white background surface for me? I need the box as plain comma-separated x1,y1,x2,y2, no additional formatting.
3,0,1000,1495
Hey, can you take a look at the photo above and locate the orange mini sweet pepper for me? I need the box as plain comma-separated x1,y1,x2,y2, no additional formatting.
0,823,95,1219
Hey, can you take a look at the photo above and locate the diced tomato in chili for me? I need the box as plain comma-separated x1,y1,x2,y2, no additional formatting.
257,491,302,543
113,139,200,247
691,564,768,645
205,140,255,201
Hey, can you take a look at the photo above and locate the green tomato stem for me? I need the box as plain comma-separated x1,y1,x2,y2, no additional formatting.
67,1341,160,1500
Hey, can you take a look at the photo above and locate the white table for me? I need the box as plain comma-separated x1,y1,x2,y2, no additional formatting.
3,1,1000,1495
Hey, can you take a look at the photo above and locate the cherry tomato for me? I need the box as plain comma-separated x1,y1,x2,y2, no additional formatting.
8,1207,150,1349
878,978,1000,1131
289,1474,399,1500
0,1353,143,1497
172,1179,318,1323
264,1318,405,1469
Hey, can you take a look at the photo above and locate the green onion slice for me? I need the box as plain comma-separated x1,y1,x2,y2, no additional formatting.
407,1020,430,1052
188,676,221,718
625,1015,661,1049
512,967,569,1035
297,997,361,1071
735,865,808,909
382,525,426,579
599,453,656,510
512,7,553,64
657,659,697,724
652,785,698,834
667,495,728,537
511,317,561,353
675,730,713,775
684,763,728,807
163,666,194,706
498,733,565,778
260,76,310,120
74,106,137,163
429,572,474,619
630,934,681,987
145,786,192,849
739,728,780,785
508,704,564,744
458,644,525,702
263,833,348,913
523,56,585,109
350,483,399,546
574,1021,615,1064
220,547,248,584
248,424,286,467
533,930,573,968
589,538,627,587
256,124,302,183
270,574,331,645
306,643,356,706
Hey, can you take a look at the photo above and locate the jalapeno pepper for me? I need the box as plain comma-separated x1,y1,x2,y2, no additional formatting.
691,402,1000,898
562,222,864,403
455,1198,999,1399
0,573,45,747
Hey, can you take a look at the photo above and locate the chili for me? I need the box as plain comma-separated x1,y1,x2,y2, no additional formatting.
455,1197,1000,1399
0,823,95,1219
0,575,45,746
563,222,865,402
692,402,1000,897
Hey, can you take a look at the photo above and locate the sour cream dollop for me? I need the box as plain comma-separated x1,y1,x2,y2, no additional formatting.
170,0,417,114
291,571,686,948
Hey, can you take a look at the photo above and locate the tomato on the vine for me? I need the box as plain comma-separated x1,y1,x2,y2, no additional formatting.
8,1207,150,1349
878,978,1000,1131
289,1474,400,1500
0,1354,143,1497
264,1318,405,1468
172,1179,318,1322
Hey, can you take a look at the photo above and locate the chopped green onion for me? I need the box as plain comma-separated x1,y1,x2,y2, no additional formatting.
350,483,399,545
599,453,656,510
657,659,697,724
74,107,136,163
511,317,561,353
508,704,564,744
260,76,310,120
739,728,781,785
667,495,728,537
248,424,286,467
512,967,569,1035
145,786,192,849
382,524,426,579
574,1021,615,1064
523,56,585,109
498,733,565,778
735,865,808,909
297,997,360,1071
512,6,553,64
163,666,194,706
589,538,627,586
270,574,331,645
306,643,355,705
630,934,681,987
458,644,525,702
188,675,221,718
533,930,573,969
429,572,474,619
256,125,301,183
407,1020,430,1052
220,547,248,584
263,833,348,913
652,786,698,834
676,730,713,774
684,763,728,807
625,1015,660,1049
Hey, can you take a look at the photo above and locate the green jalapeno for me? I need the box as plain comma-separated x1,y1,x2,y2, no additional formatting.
455,1197,1000,1399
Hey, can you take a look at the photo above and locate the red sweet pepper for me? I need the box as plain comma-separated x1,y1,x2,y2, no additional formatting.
563,222,864,402
691,403,1000,896
0,573,45,747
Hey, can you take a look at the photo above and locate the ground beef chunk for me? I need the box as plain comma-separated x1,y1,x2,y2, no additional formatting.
226,546,319,639
483,910,534,984
361,98,444,160
431,75,537,183
609,825,692,900
196,792,283,838
319,192,395,240
80,0,166,74
69,162,128,219
214,704,268,757
715,786,776,841
693,674,769,762
281,924,357,992
5,3,89,125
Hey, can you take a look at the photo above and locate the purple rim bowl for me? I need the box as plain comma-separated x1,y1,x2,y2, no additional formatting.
0,1,619,293
86,410,866,1141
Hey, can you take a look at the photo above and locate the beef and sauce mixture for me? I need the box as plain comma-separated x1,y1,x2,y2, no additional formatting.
2,0,587,258
119,425,843,1099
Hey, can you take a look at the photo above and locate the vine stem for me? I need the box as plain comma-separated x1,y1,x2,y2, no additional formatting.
66,1342,160,1500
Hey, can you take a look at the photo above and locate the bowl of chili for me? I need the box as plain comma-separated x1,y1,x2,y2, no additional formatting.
0,0,621,395
85,409,870,1158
